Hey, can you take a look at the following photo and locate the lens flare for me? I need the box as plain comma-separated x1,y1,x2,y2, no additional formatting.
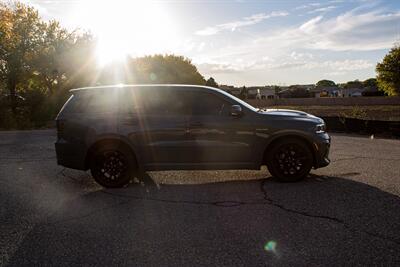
264,241,277,252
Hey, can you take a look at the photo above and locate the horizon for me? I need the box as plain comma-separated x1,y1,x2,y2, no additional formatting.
17,0,400,86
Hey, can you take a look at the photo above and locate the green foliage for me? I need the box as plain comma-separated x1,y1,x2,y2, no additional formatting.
0,2,44,112
339,106,368,120
344,80,363,89
376,45,400,96
99,54,206,85
363,78,377,88
316,80,336,87
0,1,97,128
206,77,219,88
273,85,281,94
0,2,207,129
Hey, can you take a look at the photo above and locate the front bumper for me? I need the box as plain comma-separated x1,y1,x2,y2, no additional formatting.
313,133,331,168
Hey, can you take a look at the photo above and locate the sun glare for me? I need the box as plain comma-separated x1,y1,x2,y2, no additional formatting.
72,0,179,66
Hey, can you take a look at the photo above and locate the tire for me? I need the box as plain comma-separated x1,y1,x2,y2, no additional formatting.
90,142,137,188
266,138,313,182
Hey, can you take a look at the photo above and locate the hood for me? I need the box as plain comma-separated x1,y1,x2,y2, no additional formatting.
259,108,323,123
260,108,309,117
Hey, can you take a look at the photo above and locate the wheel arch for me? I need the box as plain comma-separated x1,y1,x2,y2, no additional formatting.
262,133,317,167
85,135,141,170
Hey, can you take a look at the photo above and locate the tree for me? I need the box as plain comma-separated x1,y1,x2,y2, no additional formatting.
316,80,336,88
363,78,377,89
117,55,206,85
344,80,363,89
0,1,97,127
205,77,218,88
0,2,45,113
239,86,248,99
376,45,400,96
273,85,280,95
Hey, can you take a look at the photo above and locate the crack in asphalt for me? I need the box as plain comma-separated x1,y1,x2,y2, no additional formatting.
259,180,400,247
55,170,400,247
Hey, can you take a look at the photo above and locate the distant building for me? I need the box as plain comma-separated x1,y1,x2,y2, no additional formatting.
220,83,383,99
220,85,277,99
310,86,340,97
258,87,276,99
247,86,276,99
276,88,291,98
339,87,364,97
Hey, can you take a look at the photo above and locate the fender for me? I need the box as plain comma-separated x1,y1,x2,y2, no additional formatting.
85,133,144,171
258,129,317,166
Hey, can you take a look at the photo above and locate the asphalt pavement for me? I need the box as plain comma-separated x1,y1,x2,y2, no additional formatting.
1,130,400,266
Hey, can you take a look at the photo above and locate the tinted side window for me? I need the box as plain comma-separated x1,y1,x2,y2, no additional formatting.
76,91,120,114
139,88,190,116
189,92,230,116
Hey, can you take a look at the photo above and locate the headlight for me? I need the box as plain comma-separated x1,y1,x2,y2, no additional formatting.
315,123,326,133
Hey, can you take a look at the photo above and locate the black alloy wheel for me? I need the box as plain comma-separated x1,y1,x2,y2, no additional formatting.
267,138,313,182
90,144,136,188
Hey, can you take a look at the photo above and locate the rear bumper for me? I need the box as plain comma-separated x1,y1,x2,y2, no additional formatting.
55,139,87,170
313,133,331,169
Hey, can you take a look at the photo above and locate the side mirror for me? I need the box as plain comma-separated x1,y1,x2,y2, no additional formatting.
230,105,242,117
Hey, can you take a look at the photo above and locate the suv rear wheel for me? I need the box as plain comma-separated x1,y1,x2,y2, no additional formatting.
90,143,136,188
266,138,313,182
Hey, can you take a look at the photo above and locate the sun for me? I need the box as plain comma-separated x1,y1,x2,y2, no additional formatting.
72,0,179,66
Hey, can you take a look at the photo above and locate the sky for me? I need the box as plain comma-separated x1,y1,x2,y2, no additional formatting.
16,0,400,86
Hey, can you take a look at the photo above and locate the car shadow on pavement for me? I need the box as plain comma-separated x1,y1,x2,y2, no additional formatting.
8,172,400,266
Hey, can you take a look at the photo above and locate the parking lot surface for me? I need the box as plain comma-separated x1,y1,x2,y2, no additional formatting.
1,130,400,266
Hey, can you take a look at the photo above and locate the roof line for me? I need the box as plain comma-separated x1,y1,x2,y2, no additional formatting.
69,84,215,92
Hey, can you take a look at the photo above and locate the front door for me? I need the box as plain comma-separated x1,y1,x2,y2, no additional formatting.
185,90,255,167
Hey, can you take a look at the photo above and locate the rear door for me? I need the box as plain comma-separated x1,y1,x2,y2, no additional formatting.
120,87,192,168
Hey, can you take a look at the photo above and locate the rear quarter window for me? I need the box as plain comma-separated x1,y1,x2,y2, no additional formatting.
63,91,124,114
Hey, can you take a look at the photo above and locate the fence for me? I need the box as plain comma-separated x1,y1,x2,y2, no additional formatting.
246,96,400,107
321,117,400,137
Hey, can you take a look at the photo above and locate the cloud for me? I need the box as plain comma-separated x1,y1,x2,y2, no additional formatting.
322,59,373,71
267,59,372,71
197,63,241,74
290,51,314,60
295,2,322,10
195,11,289,36
296,10,400,50
20,0,49,16
192,5,394,83
299,16,323,33
308,5,337,14
196,57,372,75
324,71,346,76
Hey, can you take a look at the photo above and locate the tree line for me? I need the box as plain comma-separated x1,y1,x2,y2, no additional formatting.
0,2,214,129
0,1,399,129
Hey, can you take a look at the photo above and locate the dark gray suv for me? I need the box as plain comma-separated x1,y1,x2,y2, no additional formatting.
55,85,330,187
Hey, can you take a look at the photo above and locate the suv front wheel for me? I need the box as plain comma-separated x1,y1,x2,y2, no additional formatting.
90,143,136,188
266,138,313,182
